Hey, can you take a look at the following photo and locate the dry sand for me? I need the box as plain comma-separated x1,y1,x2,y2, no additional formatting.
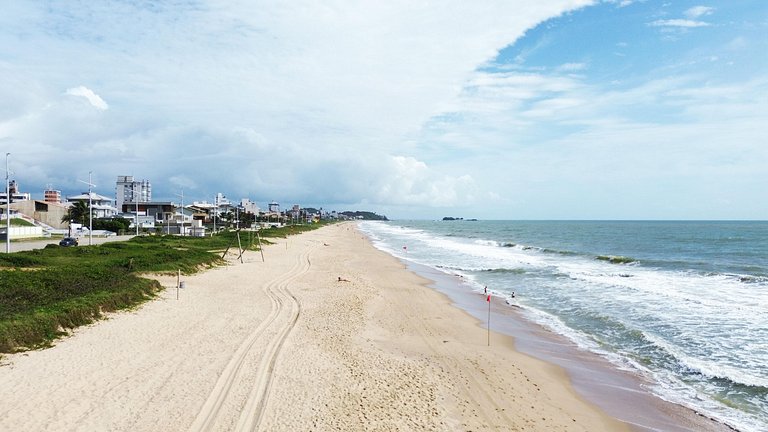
0,223,630,431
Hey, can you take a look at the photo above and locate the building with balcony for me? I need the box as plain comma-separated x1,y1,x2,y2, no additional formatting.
67,192,118,218
115,175,151,210
240,198,260,215
44,187,62,203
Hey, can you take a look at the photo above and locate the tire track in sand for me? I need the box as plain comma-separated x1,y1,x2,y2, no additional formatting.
188,244,313,432
233,246,312,431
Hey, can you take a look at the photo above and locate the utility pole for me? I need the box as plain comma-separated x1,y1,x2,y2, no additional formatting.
5,153,10,253
175,190,184,236
78,172,95,246
88,172,93,246
135,185,139,236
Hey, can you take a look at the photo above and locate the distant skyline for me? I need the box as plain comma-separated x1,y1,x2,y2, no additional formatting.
1,1,766,220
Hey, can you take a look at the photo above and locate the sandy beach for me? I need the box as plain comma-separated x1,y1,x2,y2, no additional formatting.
1,223,644,431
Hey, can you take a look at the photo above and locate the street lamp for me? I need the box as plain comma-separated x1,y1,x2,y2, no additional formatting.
134,183,140,236
78,172,95,246
175,190,184,236
135,194,139,236
212,194,216,236
5,152,10,254
88,172,93,245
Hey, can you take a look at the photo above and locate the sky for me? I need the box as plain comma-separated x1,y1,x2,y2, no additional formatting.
1,0,766,220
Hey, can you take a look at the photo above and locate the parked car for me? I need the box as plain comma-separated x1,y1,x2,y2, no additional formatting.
59,237,79,247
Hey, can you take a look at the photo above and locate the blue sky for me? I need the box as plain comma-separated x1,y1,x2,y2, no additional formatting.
1,1,766,219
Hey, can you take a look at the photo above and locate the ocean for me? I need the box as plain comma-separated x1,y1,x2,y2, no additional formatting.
358,220,768,432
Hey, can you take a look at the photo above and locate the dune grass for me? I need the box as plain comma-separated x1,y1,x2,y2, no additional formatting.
0,224,326,354
9,219,35,227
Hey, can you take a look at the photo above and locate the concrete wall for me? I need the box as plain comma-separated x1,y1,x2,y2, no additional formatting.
12,200,70,229
0,226,45,239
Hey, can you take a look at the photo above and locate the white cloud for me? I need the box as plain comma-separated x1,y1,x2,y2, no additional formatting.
64,86,109,110
684,6,715,19
522,97,584,118
603,0,634,6
649,6,715,30
410,54,768,217
2,0,599,210
2,1,765,219
374,156,480,207
558,62,588,72
727,36,749,51
649,19,710,28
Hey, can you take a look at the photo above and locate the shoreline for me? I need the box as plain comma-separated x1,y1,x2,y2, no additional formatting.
394,245,736,432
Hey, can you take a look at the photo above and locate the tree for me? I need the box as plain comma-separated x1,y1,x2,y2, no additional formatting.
61,201,91,226
92,218,130,234
240,211,256,228
220,210,235,228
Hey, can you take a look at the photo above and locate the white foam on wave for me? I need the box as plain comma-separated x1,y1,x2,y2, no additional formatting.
638,332,768,432
516,298,768,432
558,262,768,377
424,234,545,268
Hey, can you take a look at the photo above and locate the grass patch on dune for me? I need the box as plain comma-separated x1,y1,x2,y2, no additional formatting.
0,224,328,354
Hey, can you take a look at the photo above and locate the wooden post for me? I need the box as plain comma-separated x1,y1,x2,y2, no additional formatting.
222,234,236,259
236,230,244,264
177,269,180,300
256,231,265,262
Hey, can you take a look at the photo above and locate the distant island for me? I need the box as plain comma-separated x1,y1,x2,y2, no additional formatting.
442,217,478,221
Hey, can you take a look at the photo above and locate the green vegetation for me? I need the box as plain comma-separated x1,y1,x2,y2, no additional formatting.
61,201,91,226
9,219,35,227
0,223,328,355
92,217,131,234
340,211,388,221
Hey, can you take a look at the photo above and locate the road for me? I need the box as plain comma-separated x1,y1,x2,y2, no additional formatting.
6,235,137,253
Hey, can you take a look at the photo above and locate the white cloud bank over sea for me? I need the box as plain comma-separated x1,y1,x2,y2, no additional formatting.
1,1,766,219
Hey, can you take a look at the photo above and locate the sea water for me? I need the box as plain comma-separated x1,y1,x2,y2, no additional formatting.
358,220,768,432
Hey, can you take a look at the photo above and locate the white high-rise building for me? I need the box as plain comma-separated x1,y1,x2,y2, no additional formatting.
240,198,260,215
215,193,231,207
115,175,152,211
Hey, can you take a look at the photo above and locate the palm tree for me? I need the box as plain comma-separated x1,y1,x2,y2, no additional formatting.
61,201,91,227
221,210,235,228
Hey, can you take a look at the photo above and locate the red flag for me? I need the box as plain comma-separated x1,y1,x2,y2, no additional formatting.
486,294,491,302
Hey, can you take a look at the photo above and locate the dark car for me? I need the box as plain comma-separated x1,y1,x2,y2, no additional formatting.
59,237,79,247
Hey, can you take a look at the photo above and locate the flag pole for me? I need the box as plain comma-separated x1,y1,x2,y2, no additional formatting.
487,292,491,347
